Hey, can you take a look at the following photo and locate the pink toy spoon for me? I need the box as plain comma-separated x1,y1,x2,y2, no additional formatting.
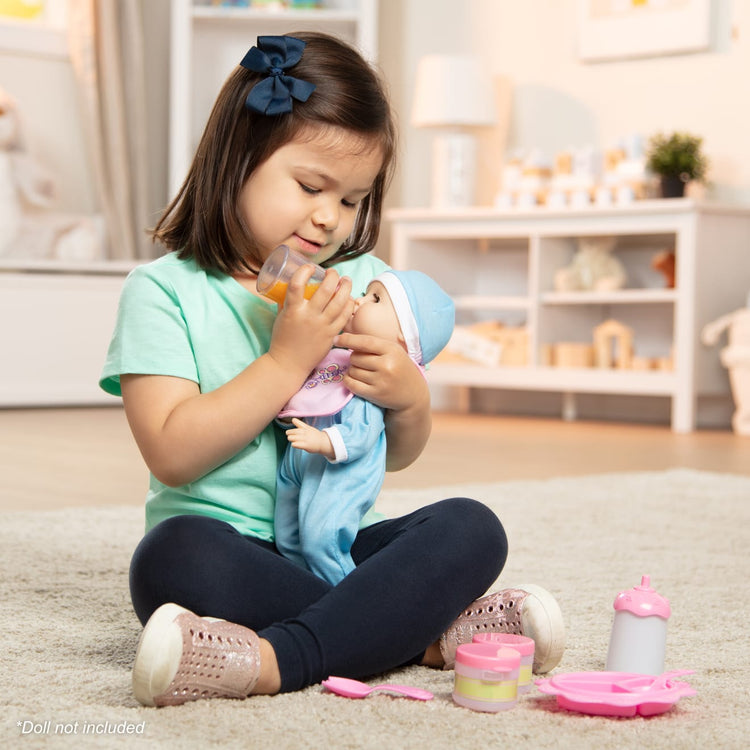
322,676,433,701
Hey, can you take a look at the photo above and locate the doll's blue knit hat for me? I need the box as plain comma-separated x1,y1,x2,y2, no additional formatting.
374,270,455,366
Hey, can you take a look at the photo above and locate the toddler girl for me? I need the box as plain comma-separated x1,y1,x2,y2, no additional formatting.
100,32,565,706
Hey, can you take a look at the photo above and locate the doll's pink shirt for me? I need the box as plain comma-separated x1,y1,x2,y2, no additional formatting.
278,348,354,418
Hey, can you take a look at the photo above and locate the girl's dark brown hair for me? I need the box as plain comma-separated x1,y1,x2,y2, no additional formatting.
152,32,397,274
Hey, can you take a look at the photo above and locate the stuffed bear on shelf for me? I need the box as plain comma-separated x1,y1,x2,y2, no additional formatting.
0,86,104,262
554,236,627,292
0,86,57,257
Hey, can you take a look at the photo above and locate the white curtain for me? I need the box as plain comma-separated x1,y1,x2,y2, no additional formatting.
67,0,150,260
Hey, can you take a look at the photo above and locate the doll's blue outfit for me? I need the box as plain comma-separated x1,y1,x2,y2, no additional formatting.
274,270,455,585
275,357,387,584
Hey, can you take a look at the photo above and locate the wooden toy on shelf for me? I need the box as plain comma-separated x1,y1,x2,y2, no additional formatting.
631,354,674,371
442,321,529,367
631,355,653,371
548,342,595,368
594,319,634,369
471,321,528,366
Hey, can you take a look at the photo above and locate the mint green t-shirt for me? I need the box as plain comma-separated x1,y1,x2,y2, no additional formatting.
100,251,389,539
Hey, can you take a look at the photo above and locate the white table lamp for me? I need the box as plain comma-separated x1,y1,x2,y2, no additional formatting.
412,54,496,208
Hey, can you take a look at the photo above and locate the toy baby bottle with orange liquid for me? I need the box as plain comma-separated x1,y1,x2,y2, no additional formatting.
256,244,326,304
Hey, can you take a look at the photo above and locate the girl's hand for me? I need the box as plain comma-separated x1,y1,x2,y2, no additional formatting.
334,331,431,470
269,265,354,380
333,332,423,411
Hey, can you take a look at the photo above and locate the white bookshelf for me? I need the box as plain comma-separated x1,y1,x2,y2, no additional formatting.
169,0,378,196
387,199,750,432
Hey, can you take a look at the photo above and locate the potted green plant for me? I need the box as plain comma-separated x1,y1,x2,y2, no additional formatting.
646,131,708,198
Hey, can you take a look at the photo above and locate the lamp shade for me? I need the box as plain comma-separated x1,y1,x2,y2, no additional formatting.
411,54,496,128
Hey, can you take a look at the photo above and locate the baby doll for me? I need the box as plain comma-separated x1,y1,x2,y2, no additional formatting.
274,269,455,584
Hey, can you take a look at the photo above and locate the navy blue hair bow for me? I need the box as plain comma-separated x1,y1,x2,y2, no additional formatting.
240,36,316,116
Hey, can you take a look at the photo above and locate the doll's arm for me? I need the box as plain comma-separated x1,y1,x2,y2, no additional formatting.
286,418,336,460
286,399,384,464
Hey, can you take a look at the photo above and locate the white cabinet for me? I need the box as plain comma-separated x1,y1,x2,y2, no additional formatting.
387,200,750,432
0,263,135,406
169,0,378,196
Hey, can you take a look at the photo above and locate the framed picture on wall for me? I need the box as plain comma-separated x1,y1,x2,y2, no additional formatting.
577,0,712,62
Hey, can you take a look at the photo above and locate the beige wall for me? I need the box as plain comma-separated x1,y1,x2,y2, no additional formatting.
1,1,748,227
382,0,750,209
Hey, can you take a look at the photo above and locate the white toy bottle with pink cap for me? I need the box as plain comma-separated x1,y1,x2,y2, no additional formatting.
605,575,671,675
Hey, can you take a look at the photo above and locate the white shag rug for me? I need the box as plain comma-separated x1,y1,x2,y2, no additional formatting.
2,469,748,749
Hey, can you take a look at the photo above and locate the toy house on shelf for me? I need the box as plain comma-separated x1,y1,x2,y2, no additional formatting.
594,319,634,369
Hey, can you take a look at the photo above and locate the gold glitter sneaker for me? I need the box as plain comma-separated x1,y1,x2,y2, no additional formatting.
132,603,261,707
439,584,565,673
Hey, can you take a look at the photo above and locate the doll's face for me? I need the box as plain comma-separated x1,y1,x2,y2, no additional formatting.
343,280,404,346
238,124,383,268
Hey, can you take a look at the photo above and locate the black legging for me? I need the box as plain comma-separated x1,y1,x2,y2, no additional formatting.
129,497,507,693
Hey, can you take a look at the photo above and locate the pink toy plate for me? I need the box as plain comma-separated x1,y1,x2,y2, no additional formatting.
535,670,695,717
